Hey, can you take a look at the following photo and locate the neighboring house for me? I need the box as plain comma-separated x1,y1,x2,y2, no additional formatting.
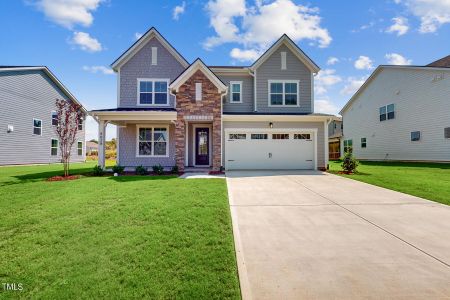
340,56,450,162
0,66,87,165
328,117,342,160
90,27,335,171
86,141,98,155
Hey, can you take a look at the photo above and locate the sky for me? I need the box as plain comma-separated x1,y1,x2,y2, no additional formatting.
1,0,450,141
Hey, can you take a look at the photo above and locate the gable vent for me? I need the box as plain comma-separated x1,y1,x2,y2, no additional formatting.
151,47,157,65
195,83,202,101
281,52,287,70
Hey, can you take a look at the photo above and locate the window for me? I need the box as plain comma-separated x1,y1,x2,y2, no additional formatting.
195,83,202,101
411,131,421,141
294,134,311,140
272,133,289,140
33,119,42,135
78,117,83,130
138,79,169,105
51,139,58,156
344,139,353,153
281,52,287,70
51,112,58,126
251,134,268,140
137,126,168,157
151,47,157,65
77,141,83,156
445,127,450,139
229,133,246,140
379,104,395,121
269,80,298,106
361,138,367,148
230,81,242,103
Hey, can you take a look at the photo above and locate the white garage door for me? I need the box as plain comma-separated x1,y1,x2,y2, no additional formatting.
225,130,315,170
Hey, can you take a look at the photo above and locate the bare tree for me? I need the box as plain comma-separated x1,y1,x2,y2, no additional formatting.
54,99,83,177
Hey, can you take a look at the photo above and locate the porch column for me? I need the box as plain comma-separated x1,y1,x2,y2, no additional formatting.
175,119,185,172
98,119,106,169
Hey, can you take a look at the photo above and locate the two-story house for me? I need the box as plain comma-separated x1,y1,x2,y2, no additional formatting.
339,56,450,161
90,27,334,171
0,66,86,165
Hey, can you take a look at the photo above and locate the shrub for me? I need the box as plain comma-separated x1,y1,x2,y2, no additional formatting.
341,151,359,173
112,165,125,174
171,165,179,174
152,164,164,175
92,165,104,176
135,165,148,175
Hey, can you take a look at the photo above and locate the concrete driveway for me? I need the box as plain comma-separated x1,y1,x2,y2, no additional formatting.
226,171,450,300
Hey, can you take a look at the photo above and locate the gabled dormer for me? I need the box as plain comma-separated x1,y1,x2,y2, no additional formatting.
111,27,189,108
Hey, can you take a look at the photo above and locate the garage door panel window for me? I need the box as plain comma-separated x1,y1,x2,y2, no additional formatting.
229,133,246,140
269,80,299,106
272,133,289,140
251,134,268,140
294,134,311,140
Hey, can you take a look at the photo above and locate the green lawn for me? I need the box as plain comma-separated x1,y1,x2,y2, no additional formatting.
329,160,450,205
0,162,240,299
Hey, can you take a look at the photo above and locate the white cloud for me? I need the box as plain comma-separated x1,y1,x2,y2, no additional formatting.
204,0,331,57
385,53,412,65
386,17,409,36
315,98,339,115
327,56,339,65
134,32,143,40
340,76,368,95
396,0,450,33
314,69,342,96
35,0,102,29
230,48,261,62
354,55,374,70
71,31,102,52
351,21,376,33
82,65,114,75
173,1,186,20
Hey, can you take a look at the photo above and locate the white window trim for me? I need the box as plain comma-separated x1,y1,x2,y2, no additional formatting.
51,111,58,126
136,125,170,158
229,81,243,103
33,118,42,136
267,80,300,107
379,103,395,122
151,47,157,65
51,139,58,156
136,78,170,106
77,141,83,156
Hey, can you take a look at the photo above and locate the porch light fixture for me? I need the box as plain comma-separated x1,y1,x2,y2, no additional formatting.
269,122,273,128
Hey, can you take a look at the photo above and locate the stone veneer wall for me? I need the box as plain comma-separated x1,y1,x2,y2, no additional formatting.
175,70,222,171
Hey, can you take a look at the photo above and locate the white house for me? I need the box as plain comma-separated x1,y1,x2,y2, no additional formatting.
340,56,450,162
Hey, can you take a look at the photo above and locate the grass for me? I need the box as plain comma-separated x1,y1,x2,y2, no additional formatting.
0,162,240,299
329,160,450,205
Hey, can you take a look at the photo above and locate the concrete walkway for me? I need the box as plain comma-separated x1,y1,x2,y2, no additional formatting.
226,171,450,300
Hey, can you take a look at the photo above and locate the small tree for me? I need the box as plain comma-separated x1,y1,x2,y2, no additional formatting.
341,149,359,174
54,99,83,177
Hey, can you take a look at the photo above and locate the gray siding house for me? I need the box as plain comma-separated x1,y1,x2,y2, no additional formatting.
340,57,450,162
91,27,335,171
0,66,87,165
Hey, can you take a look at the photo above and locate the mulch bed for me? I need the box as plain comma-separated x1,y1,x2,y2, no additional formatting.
47,175,81,181
117,171,182,176
337,171,354,175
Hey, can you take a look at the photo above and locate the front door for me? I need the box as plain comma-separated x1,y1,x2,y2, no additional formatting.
195,127,210,166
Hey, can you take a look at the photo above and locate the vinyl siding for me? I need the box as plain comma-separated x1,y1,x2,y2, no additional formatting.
118,123,176,168
255,44,312,113
119,37,185,108
222,121,325,168
0,70,85,165
218,73,254,113
329,120,342,138
342,67,450,161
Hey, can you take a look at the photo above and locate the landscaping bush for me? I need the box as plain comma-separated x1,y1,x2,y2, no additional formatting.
135,165,148,175
171,165,179,174
92,165,104,176
112,165,125,174
152,164,164,175
341,151,359,173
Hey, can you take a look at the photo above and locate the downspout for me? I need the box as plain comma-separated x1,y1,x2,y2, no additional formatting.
325,117,332,170
220,87,228,170
249,69,257,112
